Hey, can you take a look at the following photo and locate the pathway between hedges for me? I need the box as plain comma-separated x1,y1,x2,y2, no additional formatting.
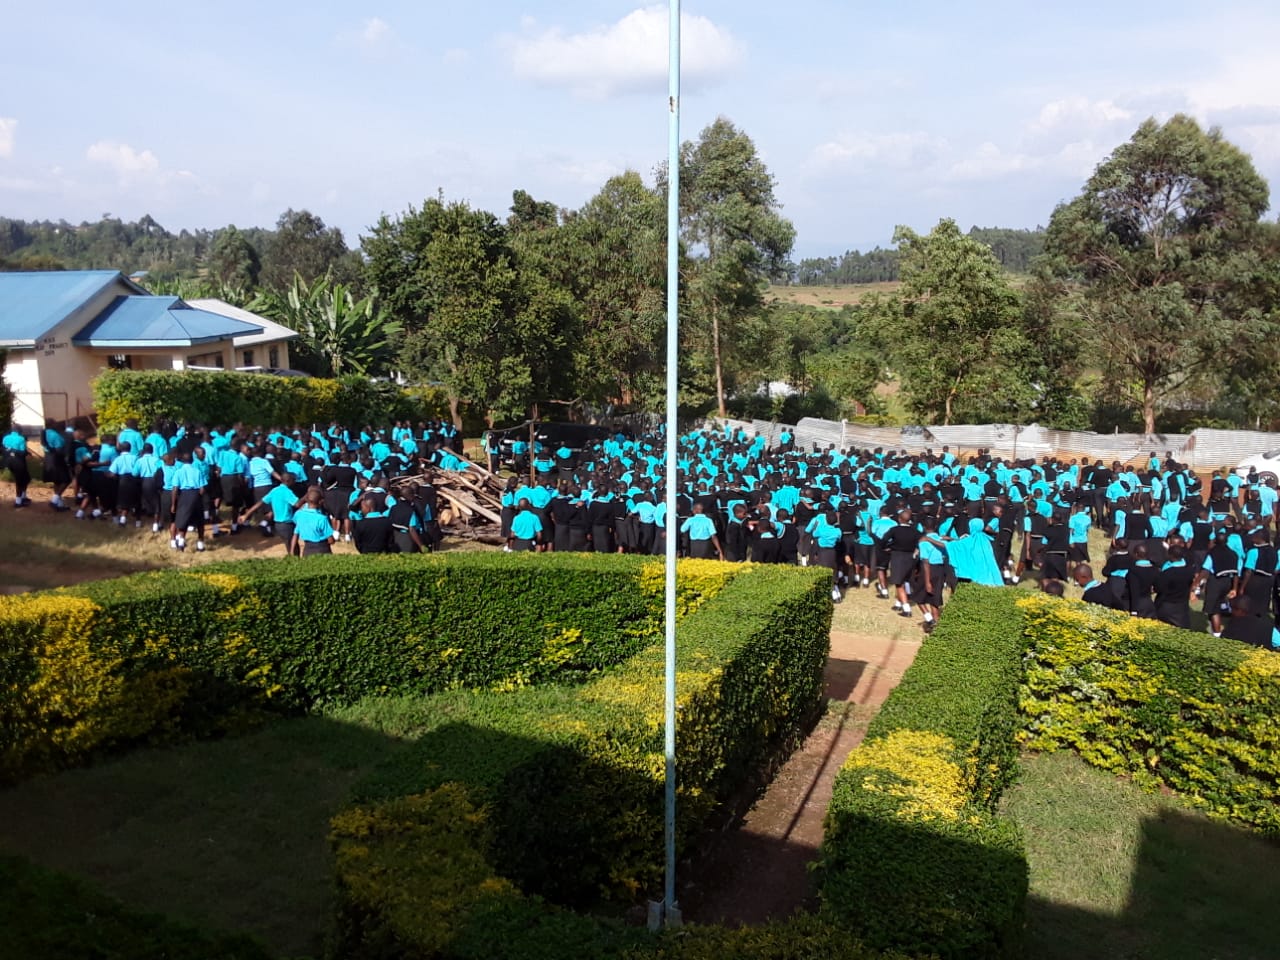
679,627,921,925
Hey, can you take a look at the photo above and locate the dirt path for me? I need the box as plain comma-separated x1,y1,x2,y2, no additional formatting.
679,626,921,925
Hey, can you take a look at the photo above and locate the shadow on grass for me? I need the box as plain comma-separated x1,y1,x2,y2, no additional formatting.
0,714,410,959
1027,809,1280,960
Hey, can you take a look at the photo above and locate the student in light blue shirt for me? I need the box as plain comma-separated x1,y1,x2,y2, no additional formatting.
291,488,336,557
508,499,543,552
3,427,31,507
680,502,723,560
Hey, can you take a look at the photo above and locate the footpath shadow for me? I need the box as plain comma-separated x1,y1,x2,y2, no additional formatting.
1027,809,1280,960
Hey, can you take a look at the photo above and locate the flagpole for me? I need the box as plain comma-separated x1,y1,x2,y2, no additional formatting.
660,0,682,931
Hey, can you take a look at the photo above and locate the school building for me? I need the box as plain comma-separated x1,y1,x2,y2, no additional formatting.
0,270,297,430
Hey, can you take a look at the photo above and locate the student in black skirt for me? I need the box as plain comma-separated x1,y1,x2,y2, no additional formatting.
1196,530,1241,637
352,494,395,554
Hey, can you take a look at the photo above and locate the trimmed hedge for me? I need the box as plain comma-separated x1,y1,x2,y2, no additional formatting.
328,563,834,959
816,585,1029,959
0,554,735,783
0,854,274,960
1017,595,1280,837
92,368,452,432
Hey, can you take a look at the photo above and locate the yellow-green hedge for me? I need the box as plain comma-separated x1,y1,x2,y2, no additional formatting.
816,585,1028,960
91,369,453,432
0,555,734,784
329,563,834,959
1018,594,1280,837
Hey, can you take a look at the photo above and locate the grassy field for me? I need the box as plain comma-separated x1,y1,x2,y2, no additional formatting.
767,282,900,310
1003,750,1280,960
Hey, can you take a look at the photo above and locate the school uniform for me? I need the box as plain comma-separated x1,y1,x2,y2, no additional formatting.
110,452,140,515
172,462,205,532
1223,613,1278,649
1201,546,1240,619
588,496,617,553
261,483,299,550
510,509,542,552
294,507,335,556
1126,561,1158,619
680,513,719,559
883,523,921,586
322,463,358,521
353,510,395,554
3,430,30,502
1241,544,1277,616
1154,561,1194,628
389,499,423,554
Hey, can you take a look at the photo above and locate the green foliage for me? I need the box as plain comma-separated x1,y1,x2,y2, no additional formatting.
817,585,1029,958
791,227,1043,285
91,368,446,432
1017,594,1280,837
1043,114,1272,433
330,563,833,958
0,853,274,960
260,208,359,292
863,220,1038,426
208,224,261,290
250,273,400,377
0,554,711,783
671,117,797,417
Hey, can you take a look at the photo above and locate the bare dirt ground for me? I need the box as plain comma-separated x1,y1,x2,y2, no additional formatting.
679,624,921,924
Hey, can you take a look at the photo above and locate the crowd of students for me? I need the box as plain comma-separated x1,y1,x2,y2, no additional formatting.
495,426,1280,646
1,417,460,556
4,416,1279,648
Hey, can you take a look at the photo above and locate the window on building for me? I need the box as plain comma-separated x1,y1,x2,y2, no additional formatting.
268,346,279,369
243,349,255,368
108,355,132,370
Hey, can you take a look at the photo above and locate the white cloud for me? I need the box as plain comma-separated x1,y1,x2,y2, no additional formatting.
509,6,742,99
808,132,946,173
0,117,15,159
338,16,397,57
85,140,200,191
362,17,390,46
1031,97,1132,135
86,140,160,178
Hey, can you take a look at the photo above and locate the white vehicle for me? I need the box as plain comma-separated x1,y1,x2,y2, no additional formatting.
1234,449,1280,483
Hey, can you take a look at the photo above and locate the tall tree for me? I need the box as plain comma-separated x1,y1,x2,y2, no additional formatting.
1043,115,1270,433
206,225,261,291
560,173,668,408
364,199,526,426
669,118,795,417
261,209,354,292
864,219,1036,425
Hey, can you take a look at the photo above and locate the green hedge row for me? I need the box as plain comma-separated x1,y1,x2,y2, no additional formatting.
816,585,1029,959
91,368,453,432
0,854,274,960
0,554,728,784
1018,594,1280,837
328,563,834,959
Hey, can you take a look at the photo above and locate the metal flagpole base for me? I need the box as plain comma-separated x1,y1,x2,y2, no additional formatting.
647,900,683,931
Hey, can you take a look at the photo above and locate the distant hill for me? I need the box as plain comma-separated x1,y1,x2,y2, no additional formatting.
789,226,1045,285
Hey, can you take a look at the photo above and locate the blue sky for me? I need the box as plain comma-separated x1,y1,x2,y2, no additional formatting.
2,1,1278,259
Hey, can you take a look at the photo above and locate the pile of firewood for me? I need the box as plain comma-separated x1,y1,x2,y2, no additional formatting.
391,462,507,544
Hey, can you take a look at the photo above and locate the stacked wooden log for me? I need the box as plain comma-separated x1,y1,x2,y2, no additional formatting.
390,462,507,543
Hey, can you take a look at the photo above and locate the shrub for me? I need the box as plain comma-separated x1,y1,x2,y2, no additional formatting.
0,554,736,783
90,369,451,432
329,563,834,959
1017,594,1280,837
816,585,1029,959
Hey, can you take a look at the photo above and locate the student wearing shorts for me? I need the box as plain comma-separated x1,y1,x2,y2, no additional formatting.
239,479,300,555
509,499,543,552
680,502,723,560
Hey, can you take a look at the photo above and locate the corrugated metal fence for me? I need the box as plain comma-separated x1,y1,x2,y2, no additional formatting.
702,419,1280,470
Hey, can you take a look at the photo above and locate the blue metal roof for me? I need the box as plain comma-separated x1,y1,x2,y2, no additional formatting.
72,296,263,348
0,270,130,346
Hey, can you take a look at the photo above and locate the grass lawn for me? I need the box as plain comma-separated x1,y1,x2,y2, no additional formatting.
1003,750,1280,960
0,714,410,959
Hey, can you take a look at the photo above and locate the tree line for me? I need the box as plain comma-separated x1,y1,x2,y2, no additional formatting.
3,113,1279,435
789,227,1045,285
